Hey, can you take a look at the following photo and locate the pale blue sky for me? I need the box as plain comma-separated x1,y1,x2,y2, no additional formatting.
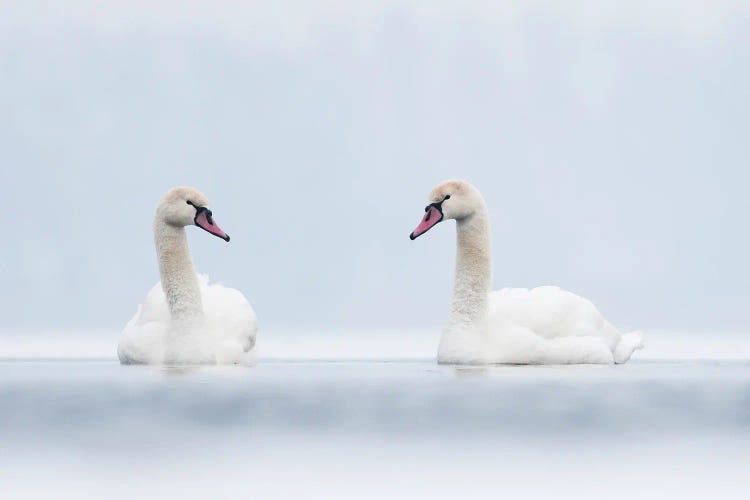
1,1,748,329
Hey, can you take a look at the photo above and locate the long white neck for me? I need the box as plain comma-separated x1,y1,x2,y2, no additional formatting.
448,205,492,329
154,219,203,323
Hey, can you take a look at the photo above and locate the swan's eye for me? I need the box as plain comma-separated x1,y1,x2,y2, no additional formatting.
444,195,451,200
186,200,195,207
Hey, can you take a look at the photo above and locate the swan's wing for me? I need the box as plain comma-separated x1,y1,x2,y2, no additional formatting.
132,282,170,326
477,321,615,364
118,283,170,364
200,276,258,354
487,286,621,348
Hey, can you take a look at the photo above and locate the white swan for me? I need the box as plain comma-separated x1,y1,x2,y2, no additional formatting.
410,180,643,365
118,187,257,365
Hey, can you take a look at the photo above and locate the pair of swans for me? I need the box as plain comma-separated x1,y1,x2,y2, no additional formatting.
118,182,643,366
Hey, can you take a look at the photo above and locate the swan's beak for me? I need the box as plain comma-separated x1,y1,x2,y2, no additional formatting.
410,205,443,240
195,209,230,242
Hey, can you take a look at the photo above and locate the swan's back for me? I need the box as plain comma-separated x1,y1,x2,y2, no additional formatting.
487,286,622,350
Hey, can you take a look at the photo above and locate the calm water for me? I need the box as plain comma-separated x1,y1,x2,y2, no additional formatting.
2,330,750,499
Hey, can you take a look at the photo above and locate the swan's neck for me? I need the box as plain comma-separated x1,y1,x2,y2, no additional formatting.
154,220,203,323
449,208,491,329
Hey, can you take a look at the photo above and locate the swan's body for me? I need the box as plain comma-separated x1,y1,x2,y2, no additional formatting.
438,286,643,365
118,187,257,365
410,180,643,365
118,275,257,365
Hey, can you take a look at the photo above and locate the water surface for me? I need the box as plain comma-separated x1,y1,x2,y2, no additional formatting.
2,329,749,499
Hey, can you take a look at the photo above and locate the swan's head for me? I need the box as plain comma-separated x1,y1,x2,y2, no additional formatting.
410,180,483,240
157,186,230,241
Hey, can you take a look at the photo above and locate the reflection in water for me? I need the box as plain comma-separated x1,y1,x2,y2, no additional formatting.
162,365,202,376
452,366,489,378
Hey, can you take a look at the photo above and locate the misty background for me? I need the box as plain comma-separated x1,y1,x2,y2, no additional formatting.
1,1,748,331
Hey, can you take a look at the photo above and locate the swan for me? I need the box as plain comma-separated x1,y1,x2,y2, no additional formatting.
409,180,643,365
118,187,257,365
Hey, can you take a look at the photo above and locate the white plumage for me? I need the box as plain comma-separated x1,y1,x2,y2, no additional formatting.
118,274,257,365
438,286,643,365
